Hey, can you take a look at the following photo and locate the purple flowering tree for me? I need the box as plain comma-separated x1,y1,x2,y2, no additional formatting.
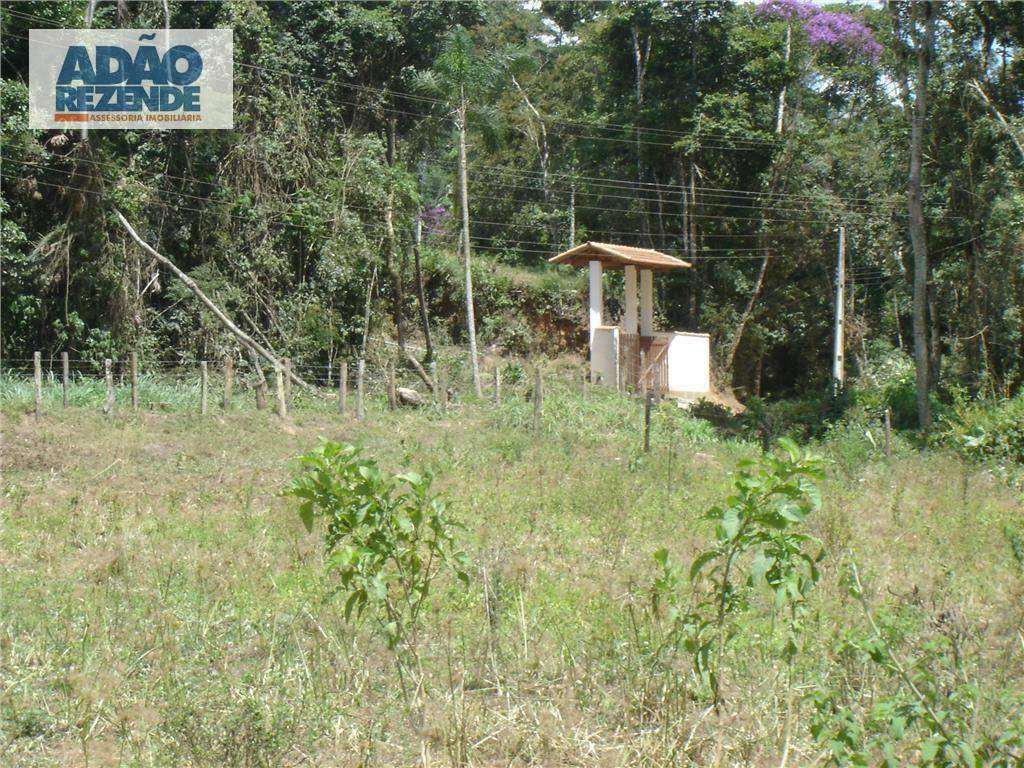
419,205,450,237
804,12,883,60
758,0,882,61
722,0,884,375
758,0,818,23
757,0,882,133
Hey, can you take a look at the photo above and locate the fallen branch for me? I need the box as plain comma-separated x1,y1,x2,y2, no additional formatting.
113,208,317,393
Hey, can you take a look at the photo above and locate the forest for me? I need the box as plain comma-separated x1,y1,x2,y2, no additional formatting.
2,0,1021,428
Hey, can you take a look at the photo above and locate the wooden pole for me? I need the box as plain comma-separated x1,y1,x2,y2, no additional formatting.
639,350,648,399
884,407,893,459
339,361,347,415
130,351,139,411
387,359,397,411
430,361,438,401
274,365,287,418
33,351,42,421
200,361,208,415
103,358,114,415
222,355,233,410
356,358,365,421
61,351,69,408
439,367,448,414
249,349,267,410
283,358,292,412
644,391,653,453
493,366,501,407
532,366,542,433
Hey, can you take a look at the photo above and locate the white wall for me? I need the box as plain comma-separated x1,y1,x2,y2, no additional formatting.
662,332,710,394
591,326,619,386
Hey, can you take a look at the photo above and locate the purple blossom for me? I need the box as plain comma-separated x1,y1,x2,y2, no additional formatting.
805,12,883,60
757,0,818,22
757,0,882,61
419,205,449,236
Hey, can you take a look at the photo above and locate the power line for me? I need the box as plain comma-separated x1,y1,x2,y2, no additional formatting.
5,154,842,231
3,169,825,262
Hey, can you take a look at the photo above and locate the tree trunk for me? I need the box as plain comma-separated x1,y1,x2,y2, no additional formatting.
928,273,941,389
722,251,770,376
511,74,549,204
776,24,792,134
457,103,482,396
631,22,653,246
568,178,576,248
413,213,434,362
383,118,405,350
907,1,935,431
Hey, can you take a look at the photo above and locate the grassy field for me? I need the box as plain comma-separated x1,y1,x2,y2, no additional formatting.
2,368,1023,766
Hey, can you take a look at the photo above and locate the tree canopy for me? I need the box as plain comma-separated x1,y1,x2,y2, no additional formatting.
2,0,1022,416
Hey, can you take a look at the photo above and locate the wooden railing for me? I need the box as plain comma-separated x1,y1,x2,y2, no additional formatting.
618,333,667,395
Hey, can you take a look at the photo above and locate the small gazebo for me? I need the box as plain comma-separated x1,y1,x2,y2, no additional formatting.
549,241,711,399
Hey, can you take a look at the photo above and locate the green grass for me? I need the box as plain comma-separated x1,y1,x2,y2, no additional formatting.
1,369,1022,766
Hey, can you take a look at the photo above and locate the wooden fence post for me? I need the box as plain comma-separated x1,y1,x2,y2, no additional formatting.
283,358,292,412
387,359,397,411
493,367,501,407
249,350,267,410
639,350,648,399
130,351,139,411
200,361,208,415
339,361,347,415
884,407,893,459
439,367,448,414
430,361,438,401
644,391,653,453
61,351,69,408
274,365,287,418
222,355,233,410
356,358,365,421
103,358,114,415
33,351,42,421
532,366,542,433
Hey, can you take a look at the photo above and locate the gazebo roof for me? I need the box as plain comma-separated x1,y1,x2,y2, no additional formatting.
548,241,691,270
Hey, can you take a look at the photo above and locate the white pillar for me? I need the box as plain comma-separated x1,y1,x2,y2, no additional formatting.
588,260,603,346
623,265,638,336
639,269,654,336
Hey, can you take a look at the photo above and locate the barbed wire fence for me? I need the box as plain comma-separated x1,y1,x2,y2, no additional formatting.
0,348,608,437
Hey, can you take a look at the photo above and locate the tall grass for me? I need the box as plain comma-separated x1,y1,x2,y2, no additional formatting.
2,367,1022,766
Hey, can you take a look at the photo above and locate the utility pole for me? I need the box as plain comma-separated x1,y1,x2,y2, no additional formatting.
833,225,846,397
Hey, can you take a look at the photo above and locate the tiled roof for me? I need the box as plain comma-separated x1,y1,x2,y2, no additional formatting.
548,241,691,270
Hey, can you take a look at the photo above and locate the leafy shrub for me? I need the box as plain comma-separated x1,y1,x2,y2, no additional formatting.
651,437,825,707
810,562,1024,766
284,441,469,656
851,342,949,430
947,394,1024,465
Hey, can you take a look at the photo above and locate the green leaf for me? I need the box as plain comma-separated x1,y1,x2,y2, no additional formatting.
689,549,718,581
721,508,740,539
749,552,772,586
919,738,940,762
778,503,805,523
777,436,800,461
298,501,315,532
